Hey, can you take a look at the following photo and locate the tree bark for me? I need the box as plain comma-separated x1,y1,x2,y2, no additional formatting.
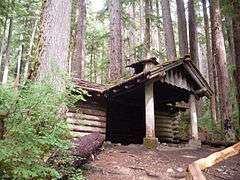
108,0,123,81
128,2,136,62
144,0,151,58
140,0,145,45
155,0,162,62
201,0,218,125
72,0,86,79
233,17,240,122
14,34,24,89
176,0,188,57
188,0,199,66
24,19,38,81
0,16,8,71
2,17,13,85
37,0,72,91
161,0,176,61
210,0,235,140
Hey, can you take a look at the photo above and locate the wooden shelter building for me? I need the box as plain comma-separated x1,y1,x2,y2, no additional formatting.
67,56,212,148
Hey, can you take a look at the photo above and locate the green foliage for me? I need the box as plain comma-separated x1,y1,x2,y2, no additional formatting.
199,100,214,131
221,0,240,19
178,112,190,141
0,81,84,179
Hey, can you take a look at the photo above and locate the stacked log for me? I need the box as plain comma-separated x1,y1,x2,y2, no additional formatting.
66,103,106,139
155,111,179,142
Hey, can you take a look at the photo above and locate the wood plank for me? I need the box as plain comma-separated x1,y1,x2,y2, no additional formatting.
155,127,173,133
155,117,175,122
70,131,92,138
155,111,176,117
70,107,106,117
76,102,106,111
70,131,106,138
155,120,174,125
68,124,106,133
156,124,174,128
67,118,106,128
156,132,174,137
66,112,106,122
158,137,174,142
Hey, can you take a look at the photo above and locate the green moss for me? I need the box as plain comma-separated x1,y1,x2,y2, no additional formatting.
143,138,158,149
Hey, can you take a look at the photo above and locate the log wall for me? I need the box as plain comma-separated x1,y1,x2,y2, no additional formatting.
66,100,107,139
155,111,180,143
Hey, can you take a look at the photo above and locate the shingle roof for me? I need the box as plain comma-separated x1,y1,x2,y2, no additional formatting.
74,56,213,98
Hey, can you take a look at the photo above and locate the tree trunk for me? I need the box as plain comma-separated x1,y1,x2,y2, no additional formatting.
72,0,86,79
128,2,136,62
201,0,218,125
161,0,176,61
176,0,188,57
140,0,145,46
144,0,151,58
37,0,72,91
2,17,13,85
155,0,163,62
188,0,199,66
90,45,93,82
0,16,8,71
24,19,38,81
93,52,97,83
108,0,123,81
225,17,235,65
14,34,24,89
233,18,240,122
210,0,235,140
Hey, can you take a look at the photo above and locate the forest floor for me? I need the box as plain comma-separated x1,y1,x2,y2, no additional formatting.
83,143,240,180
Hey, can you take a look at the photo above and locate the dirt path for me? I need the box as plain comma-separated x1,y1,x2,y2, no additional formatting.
83,143,240,180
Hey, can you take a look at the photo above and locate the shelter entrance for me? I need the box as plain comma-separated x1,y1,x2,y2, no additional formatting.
106,85,145,144
106,82,190,145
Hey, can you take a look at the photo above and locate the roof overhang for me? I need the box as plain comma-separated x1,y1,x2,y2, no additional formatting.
74,56,213,100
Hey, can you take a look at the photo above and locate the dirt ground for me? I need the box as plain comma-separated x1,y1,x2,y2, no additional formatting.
83,143,240,180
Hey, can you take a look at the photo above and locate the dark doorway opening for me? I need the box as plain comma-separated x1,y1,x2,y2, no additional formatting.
106,86,145,145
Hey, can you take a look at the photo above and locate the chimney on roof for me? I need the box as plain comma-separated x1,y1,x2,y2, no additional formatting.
126,57,159,74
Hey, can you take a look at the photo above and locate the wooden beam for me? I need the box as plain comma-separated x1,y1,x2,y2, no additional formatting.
68,124,106,133
70,107,106,117
70,131,106,138
189,94,198,141
145,82,155,138
144,81,158,149
67,118,106,128
66,112,106,122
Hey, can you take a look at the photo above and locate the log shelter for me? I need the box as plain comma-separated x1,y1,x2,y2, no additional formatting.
68,55,212,149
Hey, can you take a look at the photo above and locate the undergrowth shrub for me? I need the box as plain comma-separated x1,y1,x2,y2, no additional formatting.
0,81,85,179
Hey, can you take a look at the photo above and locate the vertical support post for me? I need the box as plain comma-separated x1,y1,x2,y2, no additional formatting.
144,82,158,149
189,94,201,148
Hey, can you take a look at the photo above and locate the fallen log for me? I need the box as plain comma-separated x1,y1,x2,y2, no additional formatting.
71,132,105,159
193,141,240,170
186,141,240,180
186,163,206,180
202,140,236,148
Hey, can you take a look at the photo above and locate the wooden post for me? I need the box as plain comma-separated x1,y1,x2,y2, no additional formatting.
189,94,201,148
144,82,158,149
